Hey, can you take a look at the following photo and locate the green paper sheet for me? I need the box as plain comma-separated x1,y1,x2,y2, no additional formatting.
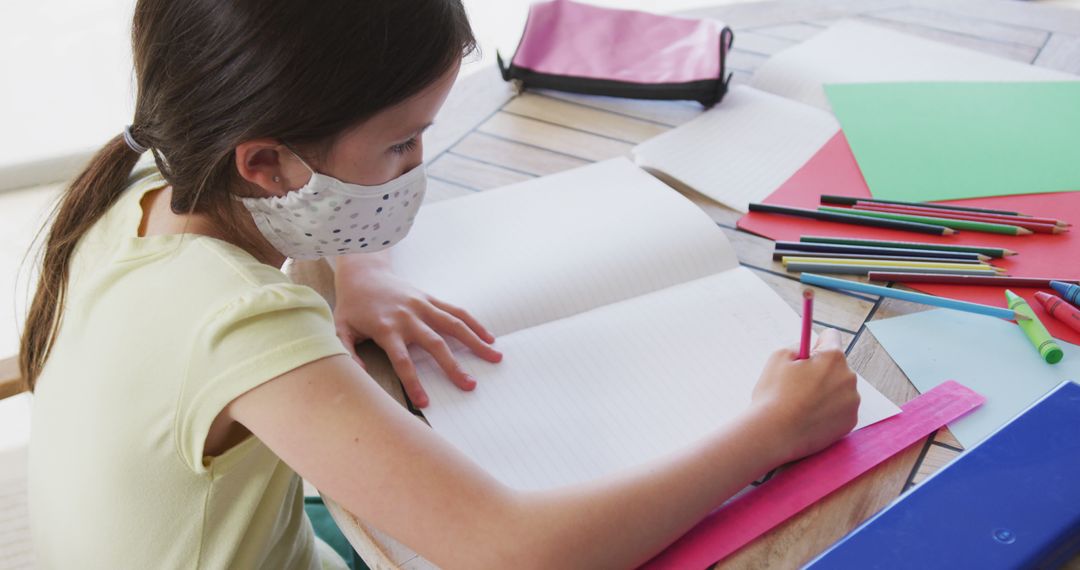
825,81,1080,202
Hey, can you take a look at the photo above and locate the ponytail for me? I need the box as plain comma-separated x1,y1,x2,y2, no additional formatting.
20,135,142,390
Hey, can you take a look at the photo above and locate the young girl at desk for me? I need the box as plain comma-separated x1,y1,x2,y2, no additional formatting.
22,1,860,568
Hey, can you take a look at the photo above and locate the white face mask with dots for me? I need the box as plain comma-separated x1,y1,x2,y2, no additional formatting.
239,154,426,260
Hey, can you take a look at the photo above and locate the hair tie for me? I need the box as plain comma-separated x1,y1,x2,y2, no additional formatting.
122,125,149,154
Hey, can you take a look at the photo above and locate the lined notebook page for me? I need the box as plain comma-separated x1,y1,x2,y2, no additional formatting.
390,158,738,337
411,267,900,491
631,86,838,213
752,20,1077,111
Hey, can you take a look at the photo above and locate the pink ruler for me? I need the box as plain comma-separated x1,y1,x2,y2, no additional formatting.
642,380,985,569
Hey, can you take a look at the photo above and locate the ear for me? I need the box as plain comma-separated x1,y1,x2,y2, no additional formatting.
234,139,311,197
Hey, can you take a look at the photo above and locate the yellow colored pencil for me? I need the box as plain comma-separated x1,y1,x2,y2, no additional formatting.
780,256,1003,272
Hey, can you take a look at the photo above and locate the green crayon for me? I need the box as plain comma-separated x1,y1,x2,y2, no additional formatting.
1005,289,1064,364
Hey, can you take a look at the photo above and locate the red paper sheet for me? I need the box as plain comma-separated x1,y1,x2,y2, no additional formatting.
641,380,985,569
737,132,1080,345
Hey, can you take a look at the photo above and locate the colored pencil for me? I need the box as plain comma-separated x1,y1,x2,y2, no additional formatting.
852,201,1067,227
781,257,1001,272
818,206,1033,235
799,236,1015,258
772,250,987,264
867,273,1080,288
854,204,1066,234
786,263,1000,277
800,273,1028,321
820,194,1026,217
798,289,814,360
748,204,956,236
774,241,988,261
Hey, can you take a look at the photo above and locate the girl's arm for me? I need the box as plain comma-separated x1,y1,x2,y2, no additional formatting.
227,331,858,569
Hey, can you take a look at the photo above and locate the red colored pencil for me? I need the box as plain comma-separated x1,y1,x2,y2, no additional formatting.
854,204,1067,234
867,273,1080,287
852,201,1068,227
798,289,814,360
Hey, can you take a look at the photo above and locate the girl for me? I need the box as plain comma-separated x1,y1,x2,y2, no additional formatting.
22,1,860,568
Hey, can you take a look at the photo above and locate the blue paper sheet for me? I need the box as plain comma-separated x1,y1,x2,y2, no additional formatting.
867,309,1080,448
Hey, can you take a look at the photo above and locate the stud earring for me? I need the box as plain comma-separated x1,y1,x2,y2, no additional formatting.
273,175,281,183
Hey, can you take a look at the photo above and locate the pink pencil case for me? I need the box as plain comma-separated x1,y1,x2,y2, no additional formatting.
498,0,734,107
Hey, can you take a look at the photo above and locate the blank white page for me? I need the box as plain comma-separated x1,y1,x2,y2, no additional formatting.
411,267,900,491
390,158,738,337
631,86,838,213
752,20,1077,111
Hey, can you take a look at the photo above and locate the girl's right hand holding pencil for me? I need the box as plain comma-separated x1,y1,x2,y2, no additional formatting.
751,329,861,464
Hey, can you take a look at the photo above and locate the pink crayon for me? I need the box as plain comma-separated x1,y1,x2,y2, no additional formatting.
1035,291,1080,334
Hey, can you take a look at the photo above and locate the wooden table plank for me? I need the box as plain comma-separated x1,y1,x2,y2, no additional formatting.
681,0,909,29
477,112,634,162
731,30,800,56
426,152,534,192
909,442,962,486
848,14,1041,62
745,22,827,41
423,66,514,163
867,6,1050,47
531,89,704,128
502,93,670,144
425,178,477,203
1036,32,1080,74
726,48,771,74
909,0,1080,35
450,132,590,177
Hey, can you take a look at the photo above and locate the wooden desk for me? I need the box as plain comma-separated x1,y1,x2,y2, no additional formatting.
289,1,1080,567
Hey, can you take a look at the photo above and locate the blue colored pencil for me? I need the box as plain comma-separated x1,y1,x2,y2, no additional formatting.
1051,281,1080,307
800,273,1028,321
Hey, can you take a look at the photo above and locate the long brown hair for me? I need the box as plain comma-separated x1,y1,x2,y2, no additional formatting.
20,0,476,390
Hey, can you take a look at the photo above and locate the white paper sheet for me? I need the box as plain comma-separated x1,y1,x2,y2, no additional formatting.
413,268,901,491
751,20,1078,111
392,158,739,337
631,86,838,213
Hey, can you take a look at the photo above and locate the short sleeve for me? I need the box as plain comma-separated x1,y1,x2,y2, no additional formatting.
175,282,348,473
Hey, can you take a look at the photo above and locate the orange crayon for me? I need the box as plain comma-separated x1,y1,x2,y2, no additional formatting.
1035,291,1080,334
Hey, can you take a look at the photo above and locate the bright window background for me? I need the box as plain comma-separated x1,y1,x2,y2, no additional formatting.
0,0,727,184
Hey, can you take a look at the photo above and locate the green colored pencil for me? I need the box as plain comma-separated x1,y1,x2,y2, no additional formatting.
799,236,1015,258
818,206,1032,235
787,263,1000,277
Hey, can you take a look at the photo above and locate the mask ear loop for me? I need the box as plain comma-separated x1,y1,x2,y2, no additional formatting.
281,142,316,175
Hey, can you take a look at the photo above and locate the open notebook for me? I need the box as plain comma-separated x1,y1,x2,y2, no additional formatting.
632,20,1075,213
385,158,899,491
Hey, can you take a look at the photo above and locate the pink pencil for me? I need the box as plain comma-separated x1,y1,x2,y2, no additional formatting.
798,289,814,359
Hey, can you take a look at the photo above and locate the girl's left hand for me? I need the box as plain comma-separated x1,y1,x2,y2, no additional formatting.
332,257,503,408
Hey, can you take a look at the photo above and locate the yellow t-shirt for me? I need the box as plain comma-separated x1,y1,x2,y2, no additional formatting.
28,165,350,569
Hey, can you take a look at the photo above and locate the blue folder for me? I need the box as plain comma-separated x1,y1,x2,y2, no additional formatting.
806,381,1080,569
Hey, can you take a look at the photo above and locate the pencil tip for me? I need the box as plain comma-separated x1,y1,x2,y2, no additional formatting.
1004,250,1017,256
1016,228,1034,235
1015,313,1032,321
943,229,957,235
1053,227,1069,234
